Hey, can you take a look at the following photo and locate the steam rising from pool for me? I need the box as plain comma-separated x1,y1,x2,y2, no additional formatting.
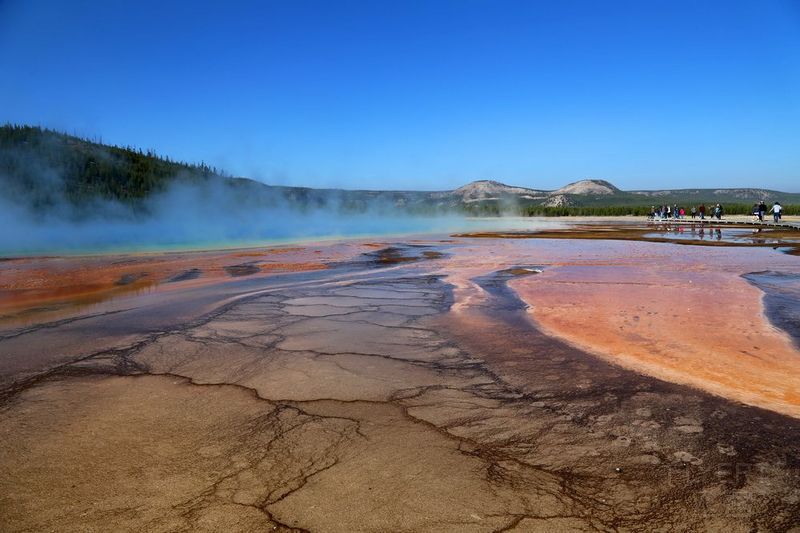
0,179,562,255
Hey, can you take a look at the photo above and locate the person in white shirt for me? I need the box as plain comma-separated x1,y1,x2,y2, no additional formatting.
769,202,782,223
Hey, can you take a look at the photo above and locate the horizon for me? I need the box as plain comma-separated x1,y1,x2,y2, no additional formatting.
1,0,799,191
6,123,800,194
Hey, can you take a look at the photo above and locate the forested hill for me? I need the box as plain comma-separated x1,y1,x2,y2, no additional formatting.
2,125,798,217
0,125,440,214
0,125,224,208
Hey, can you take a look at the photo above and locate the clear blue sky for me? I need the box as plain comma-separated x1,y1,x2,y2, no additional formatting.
1,0,798,191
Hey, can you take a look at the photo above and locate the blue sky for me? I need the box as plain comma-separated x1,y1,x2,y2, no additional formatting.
1,0,799,191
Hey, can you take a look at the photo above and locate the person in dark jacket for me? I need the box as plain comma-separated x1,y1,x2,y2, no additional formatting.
753,203,762,222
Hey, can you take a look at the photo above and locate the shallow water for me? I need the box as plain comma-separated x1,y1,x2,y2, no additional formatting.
644,225,789,244
744,271,800,348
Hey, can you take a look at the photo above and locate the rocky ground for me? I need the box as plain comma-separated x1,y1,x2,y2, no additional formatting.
1,229,799,532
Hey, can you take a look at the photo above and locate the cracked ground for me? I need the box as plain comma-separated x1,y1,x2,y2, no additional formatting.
1,237,800,532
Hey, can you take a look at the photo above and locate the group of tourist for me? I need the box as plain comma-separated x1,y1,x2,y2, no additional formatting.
751,200,783,222
649,201,783,223
649,203,723,221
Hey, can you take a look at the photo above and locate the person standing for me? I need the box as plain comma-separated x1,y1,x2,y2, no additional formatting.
690,206,696,219
698,203,706,220
758,200,767,222
769,202,782,223
753,203,762,222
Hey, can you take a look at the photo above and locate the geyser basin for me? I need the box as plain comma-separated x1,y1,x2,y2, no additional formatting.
2,224,800,531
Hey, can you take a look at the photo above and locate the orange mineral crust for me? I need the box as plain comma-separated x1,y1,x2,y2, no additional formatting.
0,242,369,326
486,239,800,418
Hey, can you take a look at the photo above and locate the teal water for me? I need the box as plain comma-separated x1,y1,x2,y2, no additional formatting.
0,216,565,257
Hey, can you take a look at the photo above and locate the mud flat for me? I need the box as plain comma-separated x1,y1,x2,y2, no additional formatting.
1,227,799,531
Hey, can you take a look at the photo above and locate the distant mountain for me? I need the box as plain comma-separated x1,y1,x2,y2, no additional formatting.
554,179,619,196
2,125,798,217
448,180,546,203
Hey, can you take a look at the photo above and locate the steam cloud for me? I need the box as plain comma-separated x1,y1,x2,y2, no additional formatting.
0,175,473,255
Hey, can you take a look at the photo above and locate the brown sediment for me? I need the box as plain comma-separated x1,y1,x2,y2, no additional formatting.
114,272,149,285
224,263,261,277
1,230,799,530
167,268,203,283
365,245,446,266
500,267,542,276
422,250,444,259
372,247,419,264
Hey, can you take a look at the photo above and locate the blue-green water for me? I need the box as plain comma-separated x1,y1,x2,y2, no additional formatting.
0,215,565,257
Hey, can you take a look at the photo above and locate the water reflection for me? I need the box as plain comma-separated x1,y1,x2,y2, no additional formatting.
744,271,800,348
645,225,787,244
0,279,159,328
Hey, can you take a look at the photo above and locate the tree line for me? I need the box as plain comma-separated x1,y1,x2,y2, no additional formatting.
0,124,225,208
464,202,800,217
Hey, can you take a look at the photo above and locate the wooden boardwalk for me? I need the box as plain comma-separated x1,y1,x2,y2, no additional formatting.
646,217,800,230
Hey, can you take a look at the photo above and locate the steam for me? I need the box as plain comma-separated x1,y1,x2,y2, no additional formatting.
0,175,474,255
0,135,566,256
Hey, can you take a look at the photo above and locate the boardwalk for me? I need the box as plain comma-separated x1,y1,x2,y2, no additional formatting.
647,216,800,230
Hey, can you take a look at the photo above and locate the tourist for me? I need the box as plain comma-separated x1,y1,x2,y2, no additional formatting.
753,203,762,222
698,203,706,220
758,200,767,222
673,204,679,219
690,206,696,218
770,202,782,223
714,204,723,220
679,207,685,218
